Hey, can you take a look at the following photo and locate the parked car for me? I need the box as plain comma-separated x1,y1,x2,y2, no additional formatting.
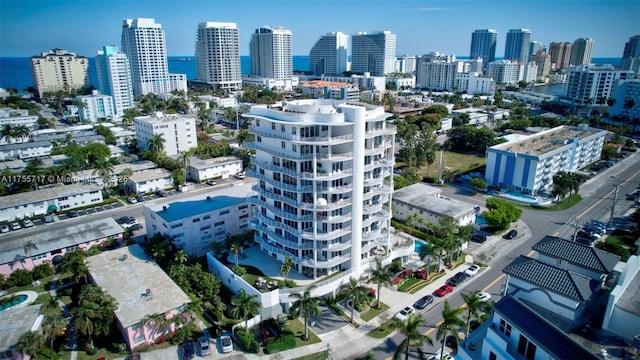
394,306,416,321
413,295,434,310
575,237,593,245
577,230,598,241
127,197,138,204
68,211,79,218
220,334,233,353
43,215,54,223
464,264,480,277
0,224,9,233
22,219,34,228
157,189,168,197
434,284,453,297
470,234,487,243
136,194,144,202
446,272,467,287
180,342,194,360
123,220,141,229
234,172,245,179
206,180,217,186
198,337,211,356
10,222,22,231
116,216,135,224
584,224,605,235
128,224,143,231
589,220,608,231
127,352,141,360
503,229,518,239
476,292,492,302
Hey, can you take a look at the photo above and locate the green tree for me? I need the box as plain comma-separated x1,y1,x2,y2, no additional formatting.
230,289,261,330
339,277,369,324
469,177,488,191
60,249,88,284
42,313,66,355
73,302,97,348
437,300,466,360
230,241,243,267
483,198,522,230
369,258,393,309
391,313,433,360
176,149,194,184
147,133,166,160
601,145,619,160
290,285,321,341
280,256,295,280
174,249,188,264
462,291,484,338
92,158,114,197
16,331,45,360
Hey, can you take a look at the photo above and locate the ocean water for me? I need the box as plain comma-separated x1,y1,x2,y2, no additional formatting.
0,56,620,93
0,55,311,92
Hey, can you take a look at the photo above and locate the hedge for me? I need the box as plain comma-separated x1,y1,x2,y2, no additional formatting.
234,327,260,353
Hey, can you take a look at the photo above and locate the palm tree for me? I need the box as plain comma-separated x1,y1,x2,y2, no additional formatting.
339,277,369,324
16,331,45,360
42,313,66,356
24,241,38,265
145,313,169,337
280,256,295,280
437,300,466,359
176,150,194,185
418,240,432,279
230,241,242,267
174,249,188,264
13,124,31,142
290,285,321,340
73,302,97,349
92,158,114,197
430,240,446,272
147,134,166,160
1,124,14,143
369,258,393,309
462,291,484,338
230,289,261,330
392,313,433,360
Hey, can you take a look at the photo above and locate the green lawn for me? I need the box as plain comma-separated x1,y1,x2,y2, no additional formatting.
293,350,329,360
367,320,396,339
397,278,420,292
284,318,321,347
417,151,486,178
360,301,389,322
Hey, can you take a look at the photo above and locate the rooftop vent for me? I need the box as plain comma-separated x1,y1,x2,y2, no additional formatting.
119,254,128,261
207,196,211,200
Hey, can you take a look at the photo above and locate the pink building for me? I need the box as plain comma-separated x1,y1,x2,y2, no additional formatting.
86,244,191,350
0,218,123,277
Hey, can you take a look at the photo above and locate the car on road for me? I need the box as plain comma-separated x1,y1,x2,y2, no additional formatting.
446,272,468,287
0,224,9,233
156,189,168,197
199,337,211,356
220,334,233,353
394,306,415,321
127,197,138,204
116,216,135,224
575,237,593,245
413,295,434,310
128,224,143,231
470,234,487,243
10,222,22,231
180,342,194,359
123,220,141,229
136,194,144,202
434,284,453,297
206,180,217,186
577,230,598,241
476,292,492,302
584,225,605,235
22,219,34,228
503,229,518,239
43,215,54,223
234,172,245,179
464,264,480,277
127,352,141,360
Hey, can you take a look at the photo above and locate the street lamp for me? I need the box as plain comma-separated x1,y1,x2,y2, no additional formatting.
609,185,620,229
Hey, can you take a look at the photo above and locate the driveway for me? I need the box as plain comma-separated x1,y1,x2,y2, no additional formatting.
309,303,348,335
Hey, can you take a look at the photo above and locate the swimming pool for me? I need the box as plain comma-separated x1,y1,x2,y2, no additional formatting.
0,294,27,311
414,240,428,254
475,216,488,226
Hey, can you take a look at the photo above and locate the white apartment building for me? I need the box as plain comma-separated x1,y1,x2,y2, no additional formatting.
195,95,238,109
30,49,90,98
609,79,640,124
76,90,116,122
454,72,494,95
300,80,360,101
95,45,135,116
0,183,103,222
121,18,187,96
564,64,635,105
387,75,416,90
243,99,404,279
0,109,38,131
134,111,197,156
143,183,255,255
125,168,174,194
187,156,243,182
351,31,397,76
396,55,417,74
487,60,524,85
0,140,53,160
321,73,386,92
532,52,551,79
485,125,607,194
309,32,349,76
241,76,299,92
194,22,242,92
416,61,457,90
393,183,476,227
250,26,293,80
523,62,538,83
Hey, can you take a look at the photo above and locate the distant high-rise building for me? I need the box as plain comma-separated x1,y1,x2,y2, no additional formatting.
564,64,633,105
121,18,187,96
621,35,640,72
504,29,532,63
532,52,551,79
76,90,116,122
529,41,545,61
548,42,573,69
470,29,497,64
194,22,242,92
396,55,417,74
95,45,135,116
249,26,293,79
569,38,594,66
30,49,90,99
309,32,349,76
487,60,524,85
351,31,397,76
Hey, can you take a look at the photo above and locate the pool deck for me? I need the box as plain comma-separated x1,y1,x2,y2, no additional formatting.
493,191,554,207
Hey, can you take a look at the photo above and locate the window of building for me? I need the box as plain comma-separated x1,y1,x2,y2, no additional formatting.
489,352,497,360
272,123,276,130
203,215,211,220
517,335,537,360
499,319,512,337
193,218,201,223
220,209,230,215
281,124,285,132
214,221,225,227
281,141,286,149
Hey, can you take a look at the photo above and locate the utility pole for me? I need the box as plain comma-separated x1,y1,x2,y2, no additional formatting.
609,185,620,229
437,147,444,184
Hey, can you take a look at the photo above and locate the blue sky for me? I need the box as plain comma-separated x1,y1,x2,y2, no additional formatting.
1,0,639,58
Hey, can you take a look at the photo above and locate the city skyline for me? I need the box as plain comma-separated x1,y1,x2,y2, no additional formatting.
1,0,638,59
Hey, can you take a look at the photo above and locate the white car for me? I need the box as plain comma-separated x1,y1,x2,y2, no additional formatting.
394,306,415,321
10,222,22,231
22,219,34,228
123,220,141,229
464,264,480,277
476,292,492,302
0,225,9,233
127,197,138,204
234,172,245,179
219,334,233,353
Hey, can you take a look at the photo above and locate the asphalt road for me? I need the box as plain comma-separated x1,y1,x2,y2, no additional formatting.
363,152,640,360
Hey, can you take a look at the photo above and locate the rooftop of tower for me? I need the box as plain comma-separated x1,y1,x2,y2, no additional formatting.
246,99,389,124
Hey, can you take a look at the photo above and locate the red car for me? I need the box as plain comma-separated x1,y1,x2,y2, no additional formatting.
434,284,453,297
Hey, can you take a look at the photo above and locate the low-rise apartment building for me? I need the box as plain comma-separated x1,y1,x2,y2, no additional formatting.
0,140,53,160
393,183,476,227
187,156,243,182
0,183,103,222
125,168,174,194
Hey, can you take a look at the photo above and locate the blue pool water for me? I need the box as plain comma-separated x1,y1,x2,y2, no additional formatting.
414,240,428,254
507,192,537,201
475,216,488,225
0,294,27,311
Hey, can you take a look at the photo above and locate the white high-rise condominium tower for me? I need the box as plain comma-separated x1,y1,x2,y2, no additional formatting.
194,22,242,92
121,18,187,96
30,49,90,99
504,29,532,63
95,45,135,116
351,31,397,76
250,26,293,79
470,29,497,64
244,100,411,280
569,37,594,66
309,32,349,76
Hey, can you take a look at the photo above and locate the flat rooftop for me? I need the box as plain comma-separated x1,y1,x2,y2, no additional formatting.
145,182,257,222
0,183,102,210
0,304,43,352
86,244,191,328
491,125,604,157
0,218,123,265
128,168,172,182
616,270,640,316
188,156,241,169
393,183,474,219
